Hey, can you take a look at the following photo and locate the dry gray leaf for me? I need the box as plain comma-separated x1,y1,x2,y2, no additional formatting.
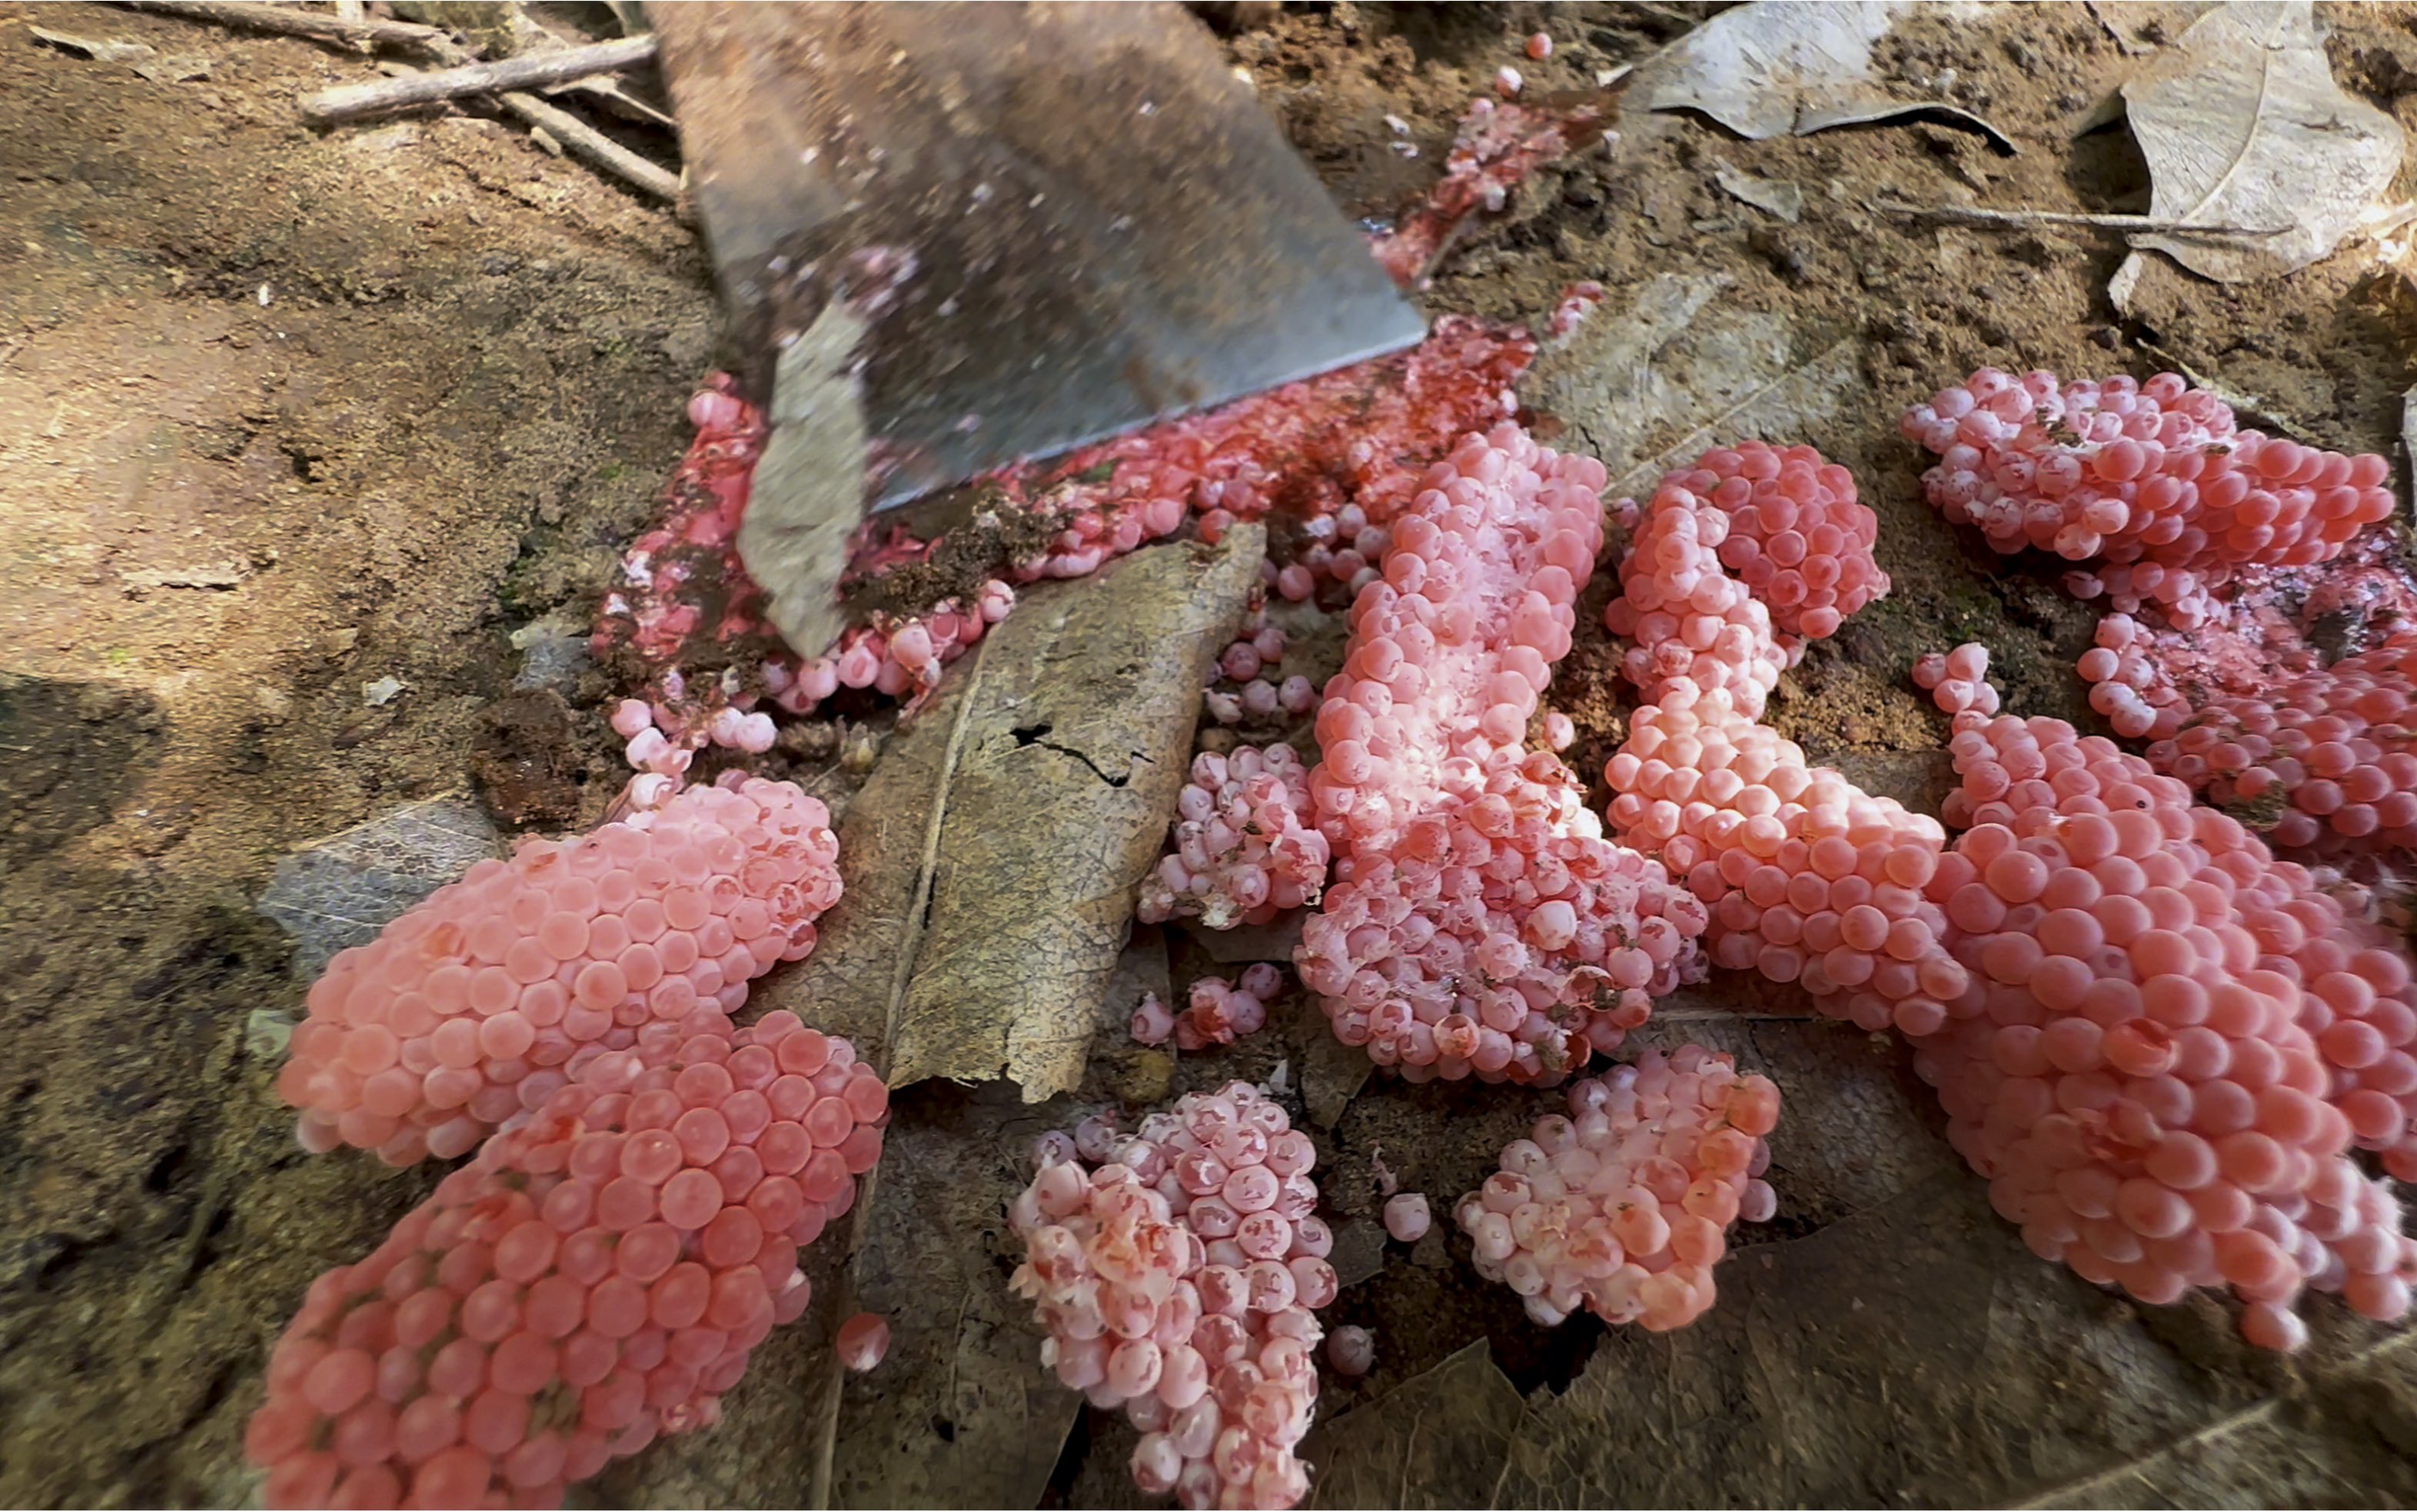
1639,1,2014,153
1299,1021,1374,1129
2121,0,2402,281
30,28,155,64
131,55,211,83
754,527,1265,1099
254,796,500,978
1713,159,1804,221
1524,273,1871,502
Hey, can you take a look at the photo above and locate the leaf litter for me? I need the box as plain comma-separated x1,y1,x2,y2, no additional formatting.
2116,0,2405,284
1635,1,2015,155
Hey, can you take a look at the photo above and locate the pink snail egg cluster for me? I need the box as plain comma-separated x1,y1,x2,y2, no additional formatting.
2243,862,2417,1183
1603,454,1962,1038
2139,634,2417,853
1139,747,1328,931
1132,965,1288,1053
1912,643,2004,729
2076,613,2188,742
1295,424,1708,1084
280,778,843,1165
1455,1045,1779,1330
1203,613,1318,729
1604,453,1793,716
1919,710,2415,1348
1009,1083,1334,1510
1903,369,2394,628
1684,440,1888,644
245,1009,888,1509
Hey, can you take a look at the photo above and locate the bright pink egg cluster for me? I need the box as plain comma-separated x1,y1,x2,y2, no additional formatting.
2137,634,2417,853
2242,862,2417,1182
1687,441,1887,643
280,778,843,1165
246,1008,888,1508
1912,643,2004,729
1455,1045,1778,1330
1008,1083,1334,1510
1917,709,2415,1347
1139,747,1328,930
1294,424,1708,1083
598,321,1538,761
1604,460,1962,1037
1903,369,2393,628
1132,966,1289,1052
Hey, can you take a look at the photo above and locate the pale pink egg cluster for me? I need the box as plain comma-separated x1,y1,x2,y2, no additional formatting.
2136,633,2417,853
1917,708,2415,1347
1912,643,2004,728
1604,454,1793,716
2075,612,2190,741
246,1008,888,1508
1204,606,1320,727
1139,747,1328,930
280,777,843,1165
1684,440,1888,644
1455,1045,1779,1330
1294,424,1709,1083
1903,369,2394,628
1133,965,1288,1052
1604,460,1963,1037
1008,1082,1335,1510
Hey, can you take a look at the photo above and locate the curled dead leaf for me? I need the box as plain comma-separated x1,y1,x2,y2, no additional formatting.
1638,1,2014,154
2120,0,2402,281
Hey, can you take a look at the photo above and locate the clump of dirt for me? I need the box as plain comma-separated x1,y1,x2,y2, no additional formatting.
468,686,591,828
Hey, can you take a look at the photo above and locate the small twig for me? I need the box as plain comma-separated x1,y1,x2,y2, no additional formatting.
301,34,657,121
110,0,447,52
122,0,681,203
489,83,680,200
1874,199,2292,238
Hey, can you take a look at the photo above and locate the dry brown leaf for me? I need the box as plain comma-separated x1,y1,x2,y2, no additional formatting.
758,527,1264,1099
823,1082,1082,1509
1526,273,1870,503
1300,1340,1527,1509
2121,1,2402,281
1637,1,2013,153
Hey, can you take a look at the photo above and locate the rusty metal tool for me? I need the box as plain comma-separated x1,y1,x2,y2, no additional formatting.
651,2,1427,656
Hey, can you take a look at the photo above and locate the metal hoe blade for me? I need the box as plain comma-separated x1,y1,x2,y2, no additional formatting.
653,2,1428,656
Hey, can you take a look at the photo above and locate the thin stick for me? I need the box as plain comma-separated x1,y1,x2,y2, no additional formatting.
121,0,681,202
491,84,680,200
301,34,657,121
111,0,447,52
1874,199,2291,238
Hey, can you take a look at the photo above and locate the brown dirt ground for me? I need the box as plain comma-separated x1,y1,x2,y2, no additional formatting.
13,1,2417,1507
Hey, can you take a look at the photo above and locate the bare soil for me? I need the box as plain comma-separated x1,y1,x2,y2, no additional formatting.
11,1,2417,1507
